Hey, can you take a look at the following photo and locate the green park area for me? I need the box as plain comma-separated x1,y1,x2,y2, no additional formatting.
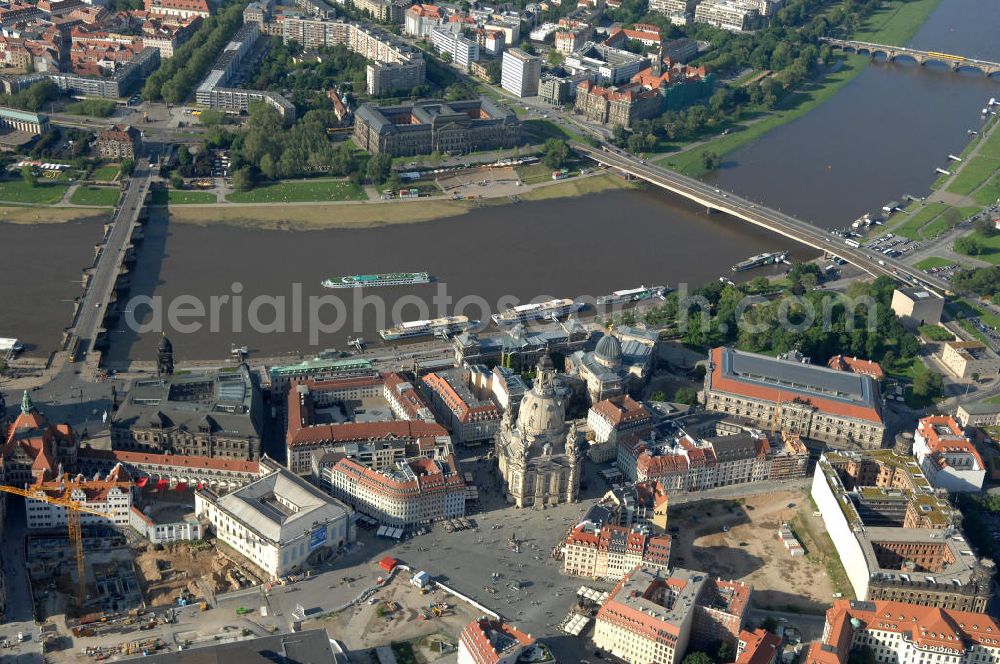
150,189,217,205
70,186,120,206
226,179,366,204
0,177,68,204
90,165,120,181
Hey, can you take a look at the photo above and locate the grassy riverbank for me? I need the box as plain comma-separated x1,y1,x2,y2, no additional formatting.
852,0,943,45
656,0,943,178
167,173,631,230
658,55,866,177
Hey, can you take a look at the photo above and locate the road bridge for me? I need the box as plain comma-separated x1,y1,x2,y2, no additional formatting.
821,38,1000,77
573,143,952,295
70,160,152,370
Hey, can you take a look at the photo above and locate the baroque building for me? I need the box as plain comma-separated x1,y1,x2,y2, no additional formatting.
495,355,585,509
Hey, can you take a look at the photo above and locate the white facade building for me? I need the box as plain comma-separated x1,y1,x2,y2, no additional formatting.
24,464,133,530
912,415,986,492
195,459,354,579
432,26,479,68
501,47,540,97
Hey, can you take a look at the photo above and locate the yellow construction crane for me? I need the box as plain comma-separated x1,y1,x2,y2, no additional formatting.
0,483,115,606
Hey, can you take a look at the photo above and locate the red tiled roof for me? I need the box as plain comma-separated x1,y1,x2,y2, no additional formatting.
460,619,534,664
78,447,259,474
827,355,885,380
737,629,781,664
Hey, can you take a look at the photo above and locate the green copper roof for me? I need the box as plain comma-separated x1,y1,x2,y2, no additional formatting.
21,389,32,415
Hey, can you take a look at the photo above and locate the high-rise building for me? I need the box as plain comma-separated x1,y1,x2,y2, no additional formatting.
501,47,540,97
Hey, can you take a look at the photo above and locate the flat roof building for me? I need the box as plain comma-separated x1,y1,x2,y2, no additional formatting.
704,346,885,449
195,458,354,579
891,287,944,330
939,340,1000,380
140,629,335,664
501,47,541,97
811,451,993,612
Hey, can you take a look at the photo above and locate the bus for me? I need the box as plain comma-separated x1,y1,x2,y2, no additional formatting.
844,238,861,248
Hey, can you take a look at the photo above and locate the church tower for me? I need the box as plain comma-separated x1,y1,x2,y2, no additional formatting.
157,334,174,376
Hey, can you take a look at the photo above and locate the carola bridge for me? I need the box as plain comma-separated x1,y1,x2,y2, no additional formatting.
821,38,1000,77
572,143,952,296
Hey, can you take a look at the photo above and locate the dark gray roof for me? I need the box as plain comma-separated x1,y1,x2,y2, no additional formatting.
113,366,262,439
705,435,760,462
129,629,333,664
718,347,878,408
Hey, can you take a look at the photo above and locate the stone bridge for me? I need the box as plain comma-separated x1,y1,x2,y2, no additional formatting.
821,38,1000,77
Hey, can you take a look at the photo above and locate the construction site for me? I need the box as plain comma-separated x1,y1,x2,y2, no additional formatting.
310,571,482,661
26,531,263,620
669,488,843,613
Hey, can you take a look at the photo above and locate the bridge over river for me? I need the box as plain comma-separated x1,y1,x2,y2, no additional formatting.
573,143,952,296
821,38,1000,77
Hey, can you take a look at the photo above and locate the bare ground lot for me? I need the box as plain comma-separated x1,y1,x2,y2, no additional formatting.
669,488,841,613
135,541,262,607
307,573,480,661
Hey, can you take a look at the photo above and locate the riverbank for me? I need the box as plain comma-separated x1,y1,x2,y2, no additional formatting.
657,55,867,177
0,206,110,225
656,0,944,178
166,172,633,230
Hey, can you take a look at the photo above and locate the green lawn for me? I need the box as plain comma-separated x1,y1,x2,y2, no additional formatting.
914,256,955,270
972,175,1000,207
523,118,587,144
658,56,867,177
958,232,1000,265
517,163,554,185
150,189,217,205
892,203,947,239
0,178,69,204
70,186,120,206
226,179,366,203
852,0,944,45
946,154,1000,196
90,165,120,181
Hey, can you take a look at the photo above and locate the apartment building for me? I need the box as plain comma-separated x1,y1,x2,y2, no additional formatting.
955,401,1000,428
501,47,540,97
704,347,886,448
593,567,751,664
693,0,759,31
285,373,451,474
405,4,445,37
93,123,140,159
562,521,671,580
144,0,210,19
587,395,654,463
804,600,1000,664
912,415,986,492
431,26,478,68
25,464,132,530
323,454,465,527
458,619,536,664
811,451,994,612
648,0,695,15
421,366,502,446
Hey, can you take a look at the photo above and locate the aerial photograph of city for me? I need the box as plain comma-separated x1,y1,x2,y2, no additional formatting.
1,0,1000,661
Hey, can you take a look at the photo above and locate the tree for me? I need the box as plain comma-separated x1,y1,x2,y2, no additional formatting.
542,139,569,169
955,235,984,256
674,386,699,406
365,153,392,185
177,145,192,167
974,216,998,237
651,390,668,401
20,165,36,187
702,151,721,171
232,166,255,192
717,641,734,663
761,617,779,633
170,173,184,189
682,652,714,664
120,158,134,176
848,646,876,664
912,370,944,400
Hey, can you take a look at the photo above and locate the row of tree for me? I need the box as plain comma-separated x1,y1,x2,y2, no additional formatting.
142,2,246,104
